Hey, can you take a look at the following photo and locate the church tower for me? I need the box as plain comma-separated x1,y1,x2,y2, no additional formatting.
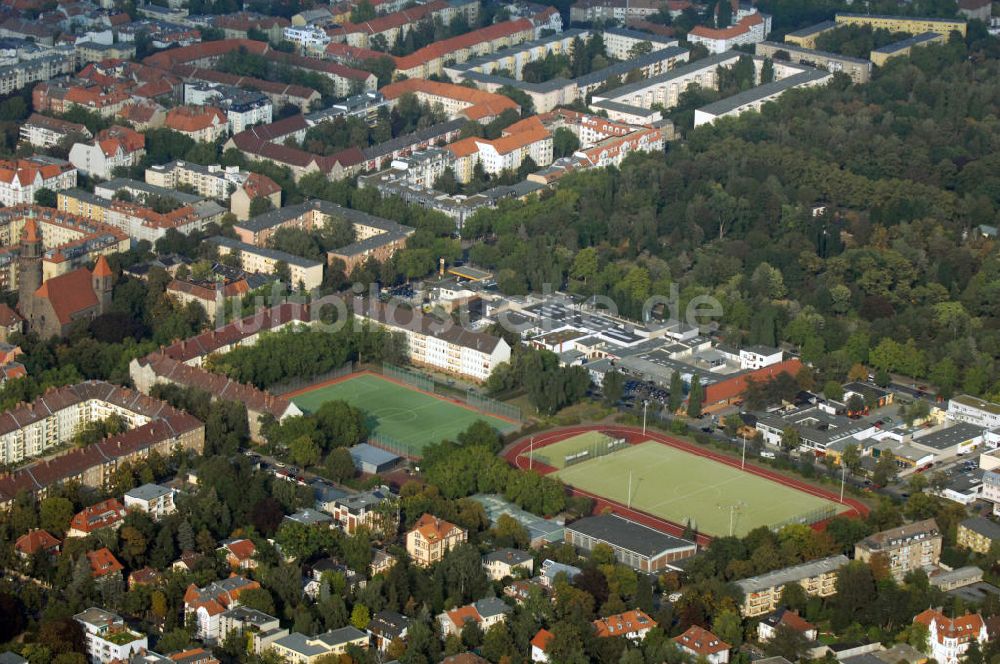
91,255,113,315
18,217,42,316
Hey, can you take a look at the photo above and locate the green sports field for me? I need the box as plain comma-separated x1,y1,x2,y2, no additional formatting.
531,431,626,469
553,441,840,537
289,373,518,456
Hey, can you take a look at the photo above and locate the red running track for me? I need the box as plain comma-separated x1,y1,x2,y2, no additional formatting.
505,425,869,547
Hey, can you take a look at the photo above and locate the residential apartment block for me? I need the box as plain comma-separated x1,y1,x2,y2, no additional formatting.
754,41,872,84
75,608,148,664
0,157,76,208
438,598,512,637
957,517,1000,554
854,519,941,580
208,236,324,291
735,555,848,616
269,627,369,663
406,514,468,566
352,298,511,382
688,13,771,54
326,485,398,535
834,12,967,38
20,113,91,149
68,125,145,180
948,394,1000,429
184,576,262,642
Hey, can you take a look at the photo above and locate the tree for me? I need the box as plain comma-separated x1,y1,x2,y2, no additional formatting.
763,624,811,660
350,603,371,630
289,435,321,468
34,187,57,207
552,127,581,159
779,582,808,612
841,443,862,474
249,196,275,217
602,370,625,405
669,371,684,413
846,393,865,416
823,380,844,402
712,609,744,648
461,619,483,649
687,374,703,418
872,452,898,487
39,496,74,535
324,447,356,482
780,427,801,454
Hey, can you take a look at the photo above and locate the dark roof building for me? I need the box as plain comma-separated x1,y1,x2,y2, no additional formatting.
565,514,696,572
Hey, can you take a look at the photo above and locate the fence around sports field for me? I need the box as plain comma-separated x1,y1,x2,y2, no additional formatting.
381,362,522,423
271,361,355,395
561,435,628,467
769,504,839,531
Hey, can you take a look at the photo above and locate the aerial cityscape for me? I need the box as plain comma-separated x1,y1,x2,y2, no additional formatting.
0,0,999,663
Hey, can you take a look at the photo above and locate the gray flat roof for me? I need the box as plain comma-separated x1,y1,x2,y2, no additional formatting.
757,41,870,65
698,68,830,117
208,235,322,269
602,26,677,46
348,443,400,467
735,555,848,594
785,20,837,37
566,514,695,558
836,12,965,25
873,31,942,54
961,517,1000,540
125,483,171,501
596,51,742,101
911,421,984,450
575,46,690,88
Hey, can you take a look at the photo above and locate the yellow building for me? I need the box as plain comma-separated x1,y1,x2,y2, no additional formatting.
735,555,848,617
784,20,838,49
957,517,1000,555
834,12,966,37
870,31,948,66
269,627,369,664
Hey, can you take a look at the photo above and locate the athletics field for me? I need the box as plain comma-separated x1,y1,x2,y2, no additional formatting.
552,440,841,537
287,372,519,456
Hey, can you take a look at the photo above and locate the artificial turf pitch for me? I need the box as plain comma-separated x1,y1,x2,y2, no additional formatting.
553,441,840,537
289,372,518,455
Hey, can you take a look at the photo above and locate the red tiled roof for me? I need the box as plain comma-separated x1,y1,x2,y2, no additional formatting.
0,302,24,327
129,567,162,585
93,255,112,278
170,65,319,101
264,51,374,82
213,12,290,31
380,78,519,121
915,610,986,646
242,172,282,199
778,610,815,633
143,38,269,69
411,513,463,541
88,547,124,578
34,268,98,325
394,18,533,72
446,605,481,628
530,629,554,652
224,538,255,560
162,302,309,362
15,528,60,555
325,42,388,64
689,13,763,40
166,106,227,134
70,498,126,533
137,352,296,419
593,610,657,638
674,625,730,655
337,0,446,37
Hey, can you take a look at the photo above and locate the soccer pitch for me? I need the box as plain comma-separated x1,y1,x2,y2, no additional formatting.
289,372,519,456
553,441,840,537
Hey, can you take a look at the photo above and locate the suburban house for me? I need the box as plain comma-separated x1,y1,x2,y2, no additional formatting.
184,576,262,642
406,514,468,567
67,499,127,538
74,608,148,664
482,548,534,581
673,625,730,664
913,609,988,664
757,609,818,642
14,529,61,558
593,610,657,641
437,597,513,637
123,483,176,520
219,539,257,570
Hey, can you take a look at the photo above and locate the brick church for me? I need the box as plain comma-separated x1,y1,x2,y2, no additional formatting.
17,217,114,338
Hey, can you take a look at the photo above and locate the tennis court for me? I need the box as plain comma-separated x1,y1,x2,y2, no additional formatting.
289,372,519,456
553,441,840,537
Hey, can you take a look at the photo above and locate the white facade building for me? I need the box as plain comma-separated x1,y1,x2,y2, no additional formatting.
949,395,1000,429
75,608,148,664
283,26,332,50
123,483,176,520
914,610,988,664
0,157,76,207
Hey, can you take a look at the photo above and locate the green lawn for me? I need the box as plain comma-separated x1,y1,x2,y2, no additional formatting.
553,441,840,537
290,373,518,456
